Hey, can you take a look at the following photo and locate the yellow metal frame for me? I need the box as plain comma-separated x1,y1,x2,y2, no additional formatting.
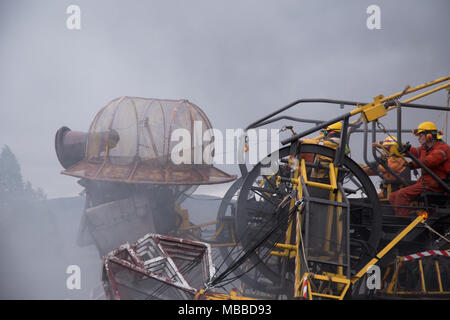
270,158,300,259
289,75,450,299
296,159,349,299
214,76,450,300
171,205,238,248
383,250,450,296
351,213,427,283
270,157,340,257
195,288,256,300
300,272,351,300
298,159,338,191
294,213,428,300
378,183,392,201
350,76,450,121
286,158,348,299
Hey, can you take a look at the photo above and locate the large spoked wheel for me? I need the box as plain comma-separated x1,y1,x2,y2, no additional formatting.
215,177,242,262
235,144,382,293
214,177,276,294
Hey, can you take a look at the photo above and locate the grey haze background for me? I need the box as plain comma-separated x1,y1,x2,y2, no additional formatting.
0,0,449,300
0,0,449,198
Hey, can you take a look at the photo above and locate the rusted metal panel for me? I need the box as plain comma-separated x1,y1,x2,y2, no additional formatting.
79,193,157,256
63,161,236,185
102,233,215,300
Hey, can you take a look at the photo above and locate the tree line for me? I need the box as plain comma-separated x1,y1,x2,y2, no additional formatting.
0,145,46,203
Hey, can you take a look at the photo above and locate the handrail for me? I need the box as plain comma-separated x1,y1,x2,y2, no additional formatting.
281,77,450,145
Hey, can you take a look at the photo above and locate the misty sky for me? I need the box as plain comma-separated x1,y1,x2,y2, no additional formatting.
0,0,449,199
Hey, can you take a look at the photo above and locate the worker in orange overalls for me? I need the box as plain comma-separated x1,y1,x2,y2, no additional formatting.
300,122,349,159
302,122,347,149
299,122,350,177
364,136,410,198
389,121,450,216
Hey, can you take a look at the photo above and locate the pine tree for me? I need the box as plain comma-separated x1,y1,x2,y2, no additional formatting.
0,145,24,196
34,187,47,201
0,145,47,202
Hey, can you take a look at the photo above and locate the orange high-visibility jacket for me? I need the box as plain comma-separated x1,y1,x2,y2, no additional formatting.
410,140,450,185
365,157,409,181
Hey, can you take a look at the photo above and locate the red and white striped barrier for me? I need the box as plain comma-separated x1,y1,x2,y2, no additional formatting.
302,275,308,298
403,250,450,261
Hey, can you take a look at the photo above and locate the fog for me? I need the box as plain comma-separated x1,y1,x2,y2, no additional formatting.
0,1,448,299
0,0,448,199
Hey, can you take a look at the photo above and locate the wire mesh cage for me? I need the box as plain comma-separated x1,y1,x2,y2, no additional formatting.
62,97,236,185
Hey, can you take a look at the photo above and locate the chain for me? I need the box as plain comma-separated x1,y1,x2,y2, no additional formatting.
375,115,400,145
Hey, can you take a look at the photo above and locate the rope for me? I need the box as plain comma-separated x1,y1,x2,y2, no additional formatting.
297,203,310,274
421,221,450,244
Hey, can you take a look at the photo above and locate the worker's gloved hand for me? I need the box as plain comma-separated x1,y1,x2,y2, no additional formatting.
398,142,411,153
372,142,382,148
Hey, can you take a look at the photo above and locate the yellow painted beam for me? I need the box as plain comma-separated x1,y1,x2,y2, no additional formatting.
352,214,426,283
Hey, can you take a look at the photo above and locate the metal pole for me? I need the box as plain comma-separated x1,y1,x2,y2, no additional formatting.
397,101,402,146
282,112,353,145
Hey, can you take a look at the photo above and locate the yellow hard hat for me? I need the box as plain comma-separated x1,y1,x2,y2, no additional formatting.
413,121,442,139
382,136,398,146
326,122,342,132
